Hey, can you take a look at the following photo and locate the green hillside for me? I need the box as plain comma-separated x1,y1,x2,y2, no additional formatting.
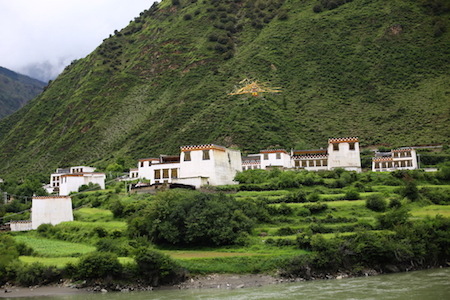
0,0,449,177
0,67,45,119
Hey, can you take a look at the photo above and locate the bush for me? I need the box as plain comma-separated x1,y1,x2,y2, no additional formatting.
365,194,387,212
304,202,328,214
400,178,420,201
377,208,411,230
276,227,296,236
307,192,321,202
78,182,101,192
277,203,293,215
313,5,323,13
16,262,62,286
134,248,183,286
77,252,122,279
344,188,360,200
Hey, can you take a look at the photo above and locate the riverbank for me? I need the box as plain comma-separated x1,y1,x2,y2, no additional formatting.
2,263,449,298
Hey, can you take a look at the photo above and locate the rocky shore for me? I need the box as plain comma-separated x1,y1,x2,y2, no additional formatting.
2,263,448,298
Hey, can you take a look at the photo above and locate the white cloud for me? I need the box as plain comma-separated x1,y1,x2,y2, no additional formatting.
0,0,155,81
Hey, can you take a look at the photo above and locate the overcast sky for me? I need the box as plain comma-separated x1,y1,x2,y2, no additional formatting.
0,0,156,82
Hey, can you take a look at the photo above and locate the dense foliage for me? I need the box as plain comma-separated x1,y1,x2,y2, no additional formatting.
127,190,262,246
0,0,449,178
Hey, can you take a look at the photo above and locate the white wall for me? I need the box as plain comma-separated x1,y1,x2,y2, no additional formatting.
260,151,291,169
9,221,32,232
59,173,105,195
179,147,242,186
327,140,361,172
31,196,73,229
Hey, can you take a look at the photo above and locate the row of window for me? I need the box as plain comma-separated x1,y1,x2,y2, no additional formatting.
242,165,261,170
294,159,328,167
373,160,413,168
154,168,178,179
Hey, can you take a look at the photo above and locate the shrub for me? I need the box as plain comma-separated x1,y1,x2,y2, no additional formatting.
277,203,293,215
297,207,311,217
276,227,296,236
183,14,192,20
400,178,420,201
134,248,183,286
16,262,62,286
377,208,411,230
92,226,108,238
389,196,402,208
313,5,323,13
77,252,122,279
307,192,320,202
78,182,101,192
365,194,387,212
344,188,360,200
304,202,328,213
37,223,56,238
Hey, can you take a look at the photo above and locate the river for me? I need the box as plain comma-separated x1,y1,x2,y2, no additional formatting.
5,268,450,300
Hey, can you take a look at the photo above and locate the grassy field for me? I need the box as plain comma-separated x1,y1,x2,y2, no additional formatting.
13,235,96,257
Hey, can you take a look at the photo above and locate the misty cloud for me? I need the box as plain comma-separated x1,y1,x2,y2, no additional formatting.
0,0,155,82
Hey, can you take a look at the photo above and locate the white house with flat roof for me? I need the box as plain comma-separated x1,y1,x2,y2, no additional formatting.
49,166,102,195
372,148,418,172
243,137,362,172
131,144,242,189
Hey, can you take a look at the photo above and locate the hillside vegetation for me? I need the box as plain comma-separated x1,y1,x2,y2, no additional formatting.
0,0,449,177
0,67,45,119
2,168,450,286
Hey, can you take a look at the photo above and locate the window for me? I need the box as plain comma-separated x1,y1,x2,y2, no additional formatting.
184,151,191,161
333,143,339,151
154,169,161,179
349,142,355,150
202,150,210,160
276,153,281,159
263,153,269,160
295,160,300,167
171,169,178,178
163,169,169,178
140,161,144,167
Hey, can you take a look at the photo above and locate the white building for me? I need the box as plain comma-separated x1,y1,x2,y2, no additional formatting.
327,137,361,172
372,148,418,172
243,137,362,172
9,196,73,231
292,149,328,171
48,166,105,195
131,144,242,189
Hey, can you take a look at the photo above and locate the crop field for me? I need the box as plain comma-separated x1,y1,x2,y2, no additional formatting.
13,235,95,257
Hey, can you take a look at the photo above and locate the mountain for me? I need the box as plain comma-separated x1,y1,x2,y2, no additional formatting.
0,0,449,178
0,66,46,119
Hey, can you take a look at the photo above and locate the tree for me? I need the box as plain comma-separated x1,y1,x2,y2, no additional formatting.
127,190,255,246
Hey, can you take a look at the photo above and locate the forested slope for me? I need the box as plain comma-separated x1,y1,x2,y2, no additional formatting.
0,0,449,177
